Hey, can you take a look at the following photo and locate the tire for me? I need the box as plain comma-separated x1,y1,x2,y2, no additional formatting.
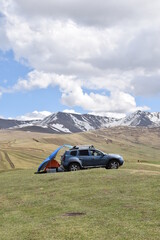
68,163,81,171
107,160,119,169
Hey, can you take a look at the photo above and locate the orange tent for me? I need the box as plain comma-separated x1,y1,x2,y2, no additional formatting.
44,158,60,172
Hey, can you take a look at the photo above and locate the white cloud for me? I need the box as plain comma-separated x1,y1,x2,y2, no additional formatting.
13,70,78,92
16,110,52,120
5,69,150,114
7,0,160,27
132,74,160,96
0,0,160,114
13,70,59,91
61,85,144,113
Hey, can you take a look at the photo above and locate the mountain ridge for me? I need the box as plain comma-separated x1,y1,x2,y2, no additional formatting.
0,110,160,133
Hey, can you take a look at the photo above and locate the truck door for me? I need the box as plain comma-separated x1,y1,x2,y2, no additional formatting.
78,150,91,167
89,150,105,166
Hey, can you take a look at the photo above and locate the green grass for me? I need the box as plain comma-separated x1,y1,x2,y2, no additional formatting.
0,166,160,240
0,128,160,239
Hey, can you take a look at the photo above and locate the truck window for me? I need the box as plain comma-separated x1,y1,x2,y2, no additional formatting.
90,150,103,156
79,150,89,156
70,151,77,156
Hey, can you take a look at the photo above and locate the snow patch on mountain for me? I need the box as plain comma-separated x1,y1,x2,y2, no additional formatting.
51,123,71,133
40,114,58,125
71,115,94,131
148,112,160,125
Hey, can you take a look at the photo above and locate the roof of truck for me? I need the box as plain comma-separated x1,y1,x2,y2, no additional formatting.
70,145,95,150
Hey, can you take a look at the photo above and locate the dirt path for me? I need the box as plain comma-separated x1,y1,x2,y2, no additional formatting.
139,163,160,168
122,168,160,175
0,151,2,162
2,151,15,169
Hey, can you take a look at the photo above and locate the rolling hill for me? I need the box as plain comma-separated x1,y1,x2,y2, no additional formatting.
0,126,160,171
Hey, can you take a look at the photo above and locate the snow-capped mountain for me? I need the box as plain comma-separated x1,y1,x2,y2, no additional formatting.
37,112,117,133
0,111,160,133
11,112,116,133
115,111,160,127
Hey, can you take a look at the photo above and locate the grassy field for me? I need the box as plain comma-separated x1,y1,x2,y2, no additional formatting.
0,127,160,170
0,127,160,239
0,168,160,240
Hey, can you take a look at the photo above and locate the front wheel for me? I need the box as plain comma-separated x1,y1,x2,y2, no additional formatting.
68,163,80,171
107,160,119,169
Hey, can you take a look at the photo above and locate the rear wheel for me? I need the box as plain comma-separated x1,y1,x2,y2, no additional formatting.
107,160,119,169
68,163,80,171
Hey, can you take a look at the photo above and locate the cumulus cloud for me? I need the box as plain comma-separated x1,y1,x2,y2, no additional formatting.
8,0,160,27
61,87,149,113
13,70,79,93
0,18,10,50
132,74,160,96
11,70,144,113
13,71,59,91
0,0,160,114
16,110,52,120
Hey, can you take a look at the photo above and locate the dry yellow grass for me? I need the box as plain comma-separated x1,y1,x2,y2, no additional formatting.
0,127,160,171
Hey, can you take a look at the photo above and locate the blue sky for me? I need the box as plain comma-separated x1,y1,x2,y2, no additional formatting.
0,0,160,119
0,50,87,118
0,50,60,116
